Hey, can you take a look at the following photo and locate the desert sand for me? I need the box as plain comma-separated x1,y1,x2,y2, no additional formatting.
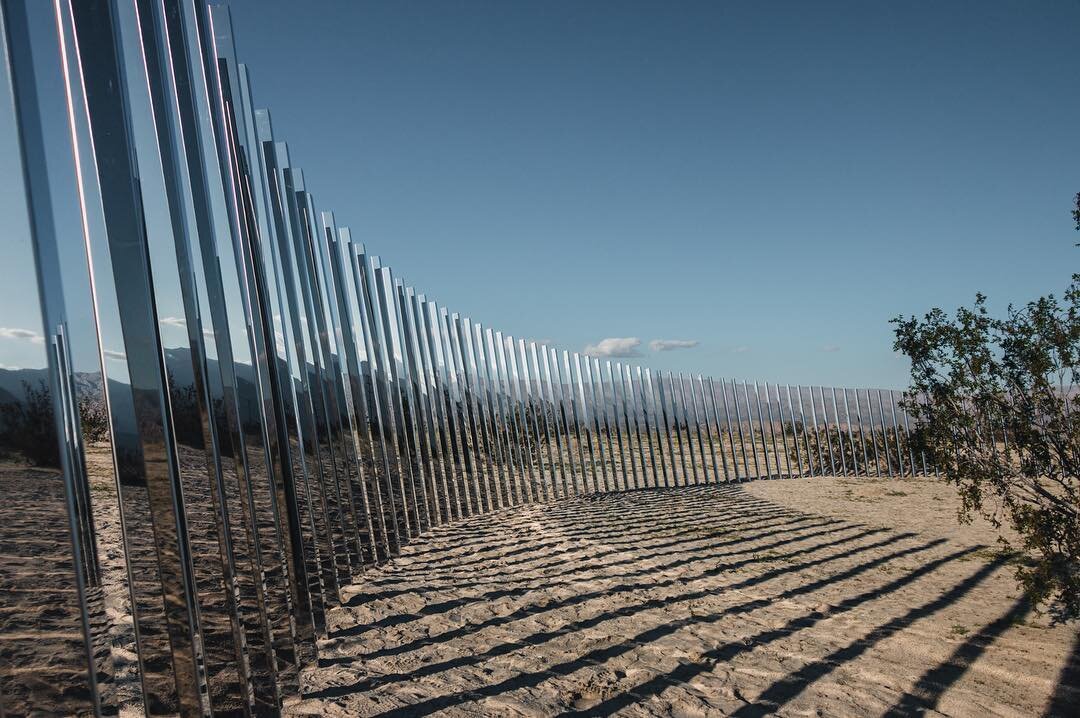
286,477,1079,717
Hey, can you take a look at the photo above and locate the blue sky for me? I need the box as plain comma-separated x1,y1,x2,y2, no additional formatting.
4,1,1078,389
223,0,1080,388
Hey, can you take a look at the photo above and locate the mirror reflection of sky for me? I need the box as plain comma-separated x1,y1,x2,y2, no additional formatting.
4,1,1078,389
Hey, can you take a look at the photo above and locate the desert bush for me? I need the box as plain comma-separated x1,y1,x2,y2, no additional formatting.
0,380,61,467
79,394,110,444
892,273,1079,620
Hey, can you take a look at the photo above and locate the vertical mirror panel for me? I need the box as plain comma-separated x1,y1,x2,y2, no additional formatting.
0,6,97,713
3,2,941,711
121,1,253,711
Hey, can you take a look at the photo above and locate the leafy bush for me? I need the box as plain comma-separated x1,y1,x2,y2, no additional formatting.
0,380,60,467
892,272,1079,619
79,394,110,444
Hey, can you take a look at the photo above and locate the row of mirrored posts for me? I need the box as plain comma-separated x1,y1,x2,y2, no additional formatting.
0,1,937,715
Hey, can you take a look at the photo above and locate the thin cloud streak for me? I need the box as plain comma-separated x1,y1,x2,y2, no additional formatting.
649,339,699,352
0,327,44,344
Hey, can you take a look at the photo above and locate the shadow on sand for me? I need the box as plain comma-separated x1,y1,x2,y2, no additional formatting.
297,484,1078,717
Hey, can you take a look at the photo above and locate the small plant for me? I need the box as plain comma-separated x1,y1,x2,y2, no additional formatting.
891,198,1080,620
79,394,110,444
0,380,60,467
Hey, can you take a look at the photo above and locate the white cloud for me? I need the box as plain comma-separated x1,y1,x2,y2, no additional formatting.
822,344,841,353
583,337,641,358
103,349,126,362
732,345,750,354
0,327,44,344
159,316,187,329
649,339,699,352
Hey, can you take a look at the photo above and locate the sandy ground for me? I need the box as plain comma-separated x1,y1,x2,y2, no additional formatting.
287,477,1079,717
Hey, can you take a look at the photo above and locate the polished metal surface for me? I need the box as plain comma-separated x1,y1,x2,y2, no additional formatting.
0,2,937,713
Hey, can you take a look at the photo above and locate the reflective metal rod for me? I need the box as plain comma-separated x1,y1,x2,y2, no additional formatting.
399,285,443,525
665,373,688,484
1,5,103,710
131,2,258,706
562,350,589,493
806,385,824,476
841,387,858,477
424,301,465,518
750,382,768,479
446,312,483,513
785,385,803,478
622,364,643,488
506,337,534,502
383,273,430,529
866,388,881,476
728,380,747,481
353,246,407,543
474,325,507,508
520,340,548,502
289,184,358,584
816,386,835,476
656,371,680,485
854,386,869,476
830,387,846,476
549,347,578,495
794,385,813,476
763,382,781,479
498,333,528,503
59,1,207,708
642,368,667,487
679,374,704,484
584,358,610,492
899,392,919,475
692,376,717,483
531,342,559,500
320,220,378,564
412,294,453,521
240,71,333,665
539,345,569,497
703,377,729,482
308,209,366,570
626,364,649,489
890,389,906,477
719,379,740,481
738,382,759,480
638,367,660,486
204,19,310,695
601,360,624,490
664,373,688,484
616,362,639,489
373,264,422,532
395,282,437,527
329,230,390,563
434,306,472,516
456,316,494,511
572,353,598,492
770,383,792,479
877,388,894,479
486,327,516,506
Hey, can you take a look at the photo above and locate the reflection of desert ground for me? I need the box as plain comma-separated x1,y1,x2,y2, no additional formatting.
287,478,1079,717
0,464,96,716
